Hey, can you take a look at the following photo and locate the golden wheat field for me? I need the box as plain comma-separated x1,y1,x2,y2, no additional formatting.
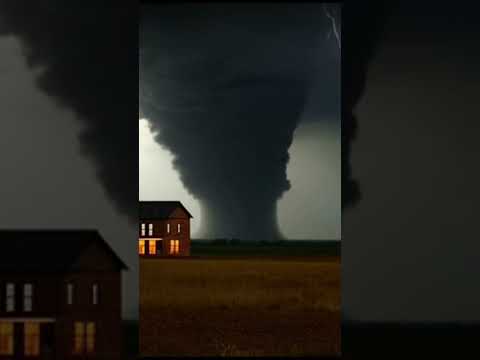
140,257,340,357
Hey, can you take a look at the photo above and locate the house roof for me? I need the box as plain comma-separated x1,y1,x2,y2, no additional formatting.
140,201,193,219
0,230,128,272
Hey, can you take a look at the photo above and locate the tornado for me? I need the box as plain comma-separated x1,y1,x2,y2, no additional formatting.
140,4,336,240
0,2,346,238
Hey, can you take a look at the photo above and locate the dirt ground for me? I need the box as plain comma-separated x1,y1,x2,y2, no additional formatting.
140,257,340,357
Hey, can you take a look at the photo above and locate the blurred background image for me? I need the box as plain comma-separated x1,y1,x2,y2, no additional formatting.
0,2,138,359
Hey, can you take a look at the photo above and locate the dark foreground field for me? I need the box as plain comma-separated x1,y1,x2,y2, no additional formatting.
140,256,340,357
191,239,340,257
123,320,139,359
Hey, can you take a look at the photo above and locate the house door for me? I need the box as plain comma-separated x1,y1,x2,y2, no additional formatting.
40,323,55,359
13,322,22,359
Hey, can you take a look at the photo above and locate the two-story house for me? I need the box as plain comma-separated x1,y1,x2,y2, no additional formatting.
139,201,192,257
0,230,127,359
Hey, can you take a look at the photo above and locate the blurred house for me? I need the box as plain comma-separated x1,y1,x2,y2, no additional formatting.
0,230,127,359
139,201,192,257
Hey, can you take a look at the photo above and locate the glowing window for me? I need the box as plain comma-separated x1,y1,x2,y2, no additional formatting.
148,223,153,236
73,322,84,354
67,283,74,305
167,223,170,233
177,223,181,233
86,322,95,354
24,322,40,356
6,283,14,312
169,240,179,254
24,283,33,312
92,284,99,305
139,240,146,255
0,322,13,355
148,241,156,255
141,223,146,236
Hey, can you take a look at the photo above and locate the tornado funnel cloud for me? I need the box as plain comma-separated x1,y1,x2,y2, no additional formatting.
140,4,335,240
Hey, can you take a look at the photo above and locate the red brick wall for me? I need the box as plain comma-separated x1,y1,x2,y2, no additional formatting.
0,271,122,360
0,273,60,317
139,218,191,256
58,271,122,359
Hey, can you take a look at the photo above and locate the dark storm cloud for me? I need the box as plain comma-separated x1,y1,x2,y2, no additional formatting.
0,2,137,221
140,3,339,239
341,2,388,209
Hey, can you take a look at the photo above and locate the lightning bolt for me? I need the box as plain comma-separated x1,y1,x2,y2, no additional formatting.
323,4,341,50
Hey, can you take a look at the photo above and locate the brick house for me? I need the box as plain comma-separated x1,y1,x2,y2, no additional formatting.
139,201,192,257
0,230,127,359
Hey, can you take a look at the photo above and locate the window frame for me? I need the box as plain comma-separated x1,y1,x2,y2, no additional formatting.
148,240,156,255
67,282,74,305
24,322,40,356
6,283,15,313
73,321,96,355
86,322,96,354
0,322,14,356
169,239,180,254
23,283,33,312
92,283,99,305
73,322,85,355
139,240,146,255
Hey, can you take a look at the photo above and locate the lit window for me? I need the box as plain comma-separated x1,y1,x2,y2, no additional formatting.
24,283,33,312
141,223,146,236
0,322,13,355
72,322,95,355
73,322,84,354
148,223,153,236
67,283,74,305
167,223,170,233
92,284,99,305
148,240,156,255
139,240,145,255
24,322,40,356
86,322,96,354
6,284,14,312
169,240,179,254
177,223,181,233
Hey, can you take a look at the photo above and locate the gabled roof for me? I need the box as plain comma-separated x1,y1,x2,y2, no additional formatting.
0,230,128,272
139,201,193,219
